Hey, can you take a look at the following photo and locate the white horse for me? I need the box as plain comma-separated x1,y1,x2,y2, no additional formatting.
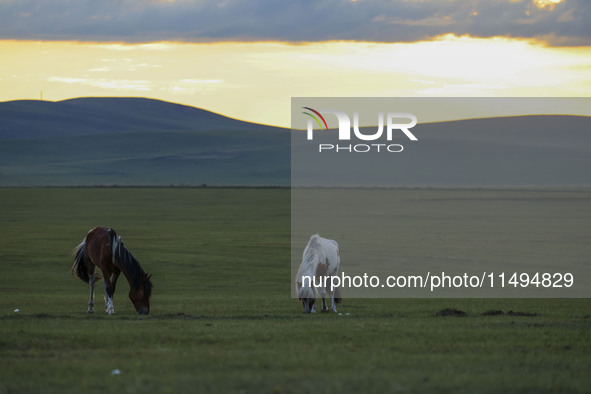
295,234,341,313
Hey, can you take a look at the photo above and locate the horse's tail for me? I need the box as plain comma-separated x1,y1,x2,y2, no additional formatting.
71,240,89,283
71,238,103,283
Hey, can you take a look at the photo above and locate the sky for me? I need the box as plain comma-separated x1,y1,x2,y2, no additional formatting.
1,0,590,127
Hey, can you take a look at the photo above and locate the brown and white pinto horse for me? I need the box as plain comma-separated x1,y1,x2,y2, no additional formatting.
71,226,152,315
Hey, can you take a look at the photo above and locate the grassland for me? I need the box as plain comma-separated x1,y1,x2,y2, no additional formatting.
1,188,590,393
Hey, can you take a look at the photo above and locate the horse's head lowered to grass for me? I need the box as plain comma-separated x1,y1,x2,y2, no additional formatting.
297,284,316,313
129,273,152,315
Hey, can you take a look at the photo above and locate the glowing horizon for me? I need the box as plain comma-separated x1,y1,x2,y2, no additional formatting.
1,35,590,127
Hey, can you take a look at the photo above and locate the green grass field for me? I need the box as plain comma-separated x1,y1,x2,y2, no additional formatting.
1,188,590,393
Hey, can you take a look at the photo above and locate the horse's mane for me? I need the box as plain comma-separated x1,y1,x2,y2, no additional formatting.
296,234,324,280
108,229,152,296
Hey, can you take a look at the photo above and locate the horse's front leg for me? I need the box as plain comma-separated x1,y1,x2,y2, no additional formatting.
103,269,121,315
103,275,115,315
321,296,329,313
87,274,96,313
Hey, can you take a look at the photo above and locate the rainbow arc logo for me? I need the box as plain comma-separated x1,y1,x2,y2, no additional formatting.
302,107,328,131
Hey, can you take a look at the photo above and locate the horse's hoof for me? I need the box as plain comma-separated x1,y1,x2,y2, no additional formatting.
87,309,94,314
321,308,329,313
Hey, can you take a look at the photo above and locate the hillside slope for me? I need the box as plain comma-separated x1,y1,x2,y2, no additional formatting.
291,115,591,187
0,97,290,186
1,98,589,187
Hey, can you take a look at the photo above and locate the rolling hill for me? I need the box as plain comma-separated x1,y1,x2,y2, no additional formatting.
0,97,290,186
292,114,591,187
1,97,590,187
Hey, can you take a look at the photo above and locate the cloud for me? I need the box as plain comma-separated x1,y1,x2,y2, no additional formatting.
47,76,152,91
0,0,589,46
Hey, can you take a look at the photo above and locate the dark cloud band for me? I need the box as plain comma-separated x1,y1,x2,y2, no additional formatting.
0,0,589,46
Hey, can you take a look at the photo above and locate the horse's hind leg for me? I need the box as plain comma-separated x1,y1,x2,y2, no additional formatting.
330,295,337,313
87,274,96,313
321,297,329,313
